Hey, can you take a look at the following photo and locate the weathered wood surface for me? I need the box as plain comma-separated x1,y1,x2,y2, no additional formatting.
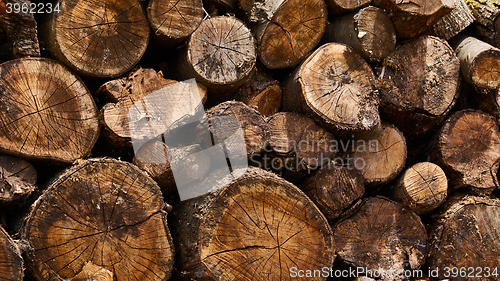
0,225,23,281
0,154,36,207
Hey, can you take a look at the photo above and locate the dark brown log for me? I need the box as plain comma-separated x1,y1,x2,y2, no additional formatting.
324,0,371,15
428,195,500,280
0,225,23,281
372,0,454,39
334,196,428,279
205,0,238,11
0,154,36,207
323,6,396,62
21,158,175,281
0,0,40,61
147,0,204,46
301,165,364,221
377,35,461,139
247,0,328,69
429,0,474,40
473,86,500,119
43,0,150,78
0,57,99,163
432,109,500,194
391,162,447,215
283,42,381,138
465,0,500,32
170,167,335,280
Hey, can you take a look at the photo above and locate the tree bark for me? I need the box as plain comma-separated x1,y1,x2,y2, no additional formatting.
324,0,371,15
170,167,335,281
0,225,23,281
0,154,37,207
42,0,150,78
428,195,500,280
0,57,99,163
432,109,500,194
147,0,204,46
376,35,461,139
247,0,328,69
283,42,380,138
429,0,474,40
323,6,396,62
21,158,175,281
333,196,428,280
391,162,447,215
465,0,500,31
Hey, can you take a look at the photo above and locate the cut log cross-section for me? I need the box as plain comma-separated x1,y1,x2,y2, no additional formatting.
21,158,175,281
0,154,37,207
44,0,150,78
0,58,99,163
0,225,23,281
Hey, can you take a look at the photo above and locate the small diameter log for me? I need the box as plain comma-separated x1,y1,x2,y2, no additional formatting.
451,36,500,90
0,225,23,281
0,58,99,163
391,162,447,215
372,0,454,40
44,0,150,78
22,158,175,281
465,0,500,31
324,0,371,15
334,196,428,278
171,167,335,280
429,0,474,40
248,0,328,69
428,195,500,280
283,43,380,137
179,16,256,95
323,6,396,62
0,0,40,60
147,0,204,46
351,123,406,185
301,165,364,221
0,154,37,207
432,109,500,194
377,35,461,139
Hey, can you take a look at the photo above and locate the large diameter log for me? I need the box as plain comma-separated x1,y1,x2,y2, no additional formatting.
283,43,380,137
21,158,175,281
432,109,500,194
0,154,37,207
429,0,474,40
372,0,454,39
334,196,428,279
377,35,461,139
43,0,150,78
428,195,500,280
171,168,335,280
0,225,23,281
248,0,328,69
325,0,371,15
0,58,99,163
323,6,396,62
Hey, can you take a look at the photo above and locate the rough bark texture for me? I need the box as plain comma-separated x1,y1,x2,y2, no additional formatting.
323,6,396,62
0,57,99,163
465,0,500,30
432,109,500,194
391,162,447,215
0,225,23,281
377,35,461,139
284,42,380,138
0,154,37,207
334,196,428,280
21,158,175,281
430,0,474,40
324,0,371,14
170,167,335,281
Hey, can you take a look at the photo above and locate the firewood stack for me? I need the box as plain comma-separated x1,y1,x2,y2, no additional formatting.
1,0,500,280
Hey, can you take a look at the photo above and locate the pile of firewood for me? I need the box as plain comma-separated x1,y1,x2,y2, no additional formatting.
1,0,500,280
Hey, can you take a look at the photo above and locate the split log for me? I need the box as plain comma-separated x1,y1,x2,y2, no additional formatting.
0,57,99,163
170,167,335,280
283,42,381,138
428,195,500,280
21,158,175,281
334,196,428,279
429,0,474,40
43,0,150,78
0,225,23,281
391,162,447,215
248,0,328,69
432,109,500,194
179,16,256,95
372,0,455,39
0,0,40,61
0,154,37,207
301,165,365,221
451,36,500,90
323,6,396,62
350,123,406,186
376,35,461,139
147,0,204,46
324,0,371,15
